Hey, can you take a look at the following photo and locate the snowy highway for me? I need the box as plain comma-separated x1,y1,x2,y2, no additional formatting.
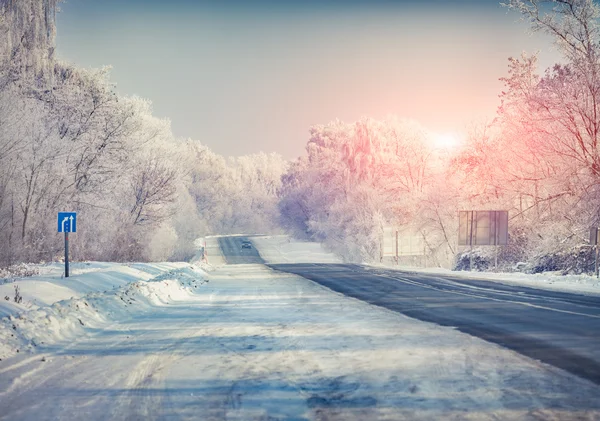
223,234,600,387
1,237,600,420
217,236,264,265
269,262,600,386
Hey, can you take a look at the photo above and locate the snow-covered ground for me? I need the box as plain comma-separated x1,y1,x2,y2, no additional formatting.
1,262,599,420
201,236,227,266
0,262,191,318
251,235,342,264
383,264,600,296
254,235,600,296
1,237,599,419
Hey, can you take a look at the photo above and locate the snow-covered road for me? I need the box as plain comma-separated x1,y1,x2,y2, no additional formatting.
2,262,600,420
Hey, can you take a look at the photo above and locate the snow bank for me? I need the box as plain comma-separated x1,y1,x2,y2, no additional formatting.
252,235,342,264
0,261,190,316
368,263,600,296
0,264,208,361
197,236,227,266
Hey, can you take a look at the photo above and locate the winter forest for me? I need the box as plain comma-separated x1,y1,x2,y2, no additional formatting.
2,0,600,273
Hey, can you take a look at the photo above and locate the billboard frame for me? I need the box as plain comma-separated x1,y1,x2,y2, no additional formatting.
458,210,508,271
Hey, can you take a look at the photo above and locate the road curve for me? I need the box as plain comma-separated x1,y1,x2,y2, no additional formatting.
268,263,600,386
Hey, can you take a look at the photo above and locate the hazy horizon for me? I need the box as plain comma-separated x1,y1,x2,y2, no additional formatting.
56,0,560,159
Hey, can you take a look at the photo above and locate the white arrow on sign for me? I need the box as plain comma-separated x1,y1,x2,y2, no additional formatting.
62,216,69,232
69,215,74,230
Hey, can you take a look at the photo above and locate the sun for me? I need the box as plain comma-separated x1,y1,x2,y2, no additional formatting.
431,132,461,149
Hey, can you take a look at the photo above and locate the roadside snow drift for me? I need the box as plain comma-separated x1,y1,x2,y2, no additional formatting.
391,265,600,295
0,262,193,317
0,263,208,361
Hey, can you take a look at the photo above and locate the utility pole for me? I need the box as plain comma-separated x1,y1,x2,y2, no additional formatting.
590,228,599,278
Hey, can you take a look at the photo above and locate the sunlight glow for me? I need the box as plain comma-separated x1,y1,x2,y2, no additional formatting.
430,132,462,149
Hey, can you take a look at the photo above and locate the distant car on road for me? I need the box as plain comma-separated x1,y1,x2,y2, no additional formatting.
241,241,252,249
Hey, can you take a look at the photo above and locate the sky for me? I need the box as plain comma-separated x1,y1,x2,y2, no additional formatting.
55,0,561,160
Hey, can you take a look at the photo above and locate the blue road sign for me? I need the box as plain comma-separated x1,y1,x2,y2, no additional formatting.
58,212,77,233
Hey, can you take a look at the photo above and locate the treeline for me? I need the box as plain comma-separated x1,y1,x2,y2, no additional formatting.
0,0,285,266
279,0,600,272
3,0,600,273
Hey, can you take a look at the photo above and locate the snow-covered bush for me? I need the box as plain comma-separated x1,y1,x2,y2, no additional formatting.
528,246,596,275
454,248,493,272
0,263,39,280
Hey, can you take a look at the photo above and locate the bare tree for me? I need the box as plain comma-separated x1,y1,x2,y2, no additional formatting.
130,159,177,226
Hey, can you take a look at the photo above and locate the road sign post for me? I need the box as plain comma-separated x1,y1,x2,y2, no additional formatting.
395,230,399,265
469,211,474,271
58,212,77,278
65,231,69,278
590,228,600,278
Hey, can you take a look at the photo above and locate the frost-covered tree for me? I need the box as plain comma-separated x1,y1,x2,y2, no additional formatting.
184,142,286,236
0,0,60,87
0,0,289,267
279,117,450,263
486,0,600,265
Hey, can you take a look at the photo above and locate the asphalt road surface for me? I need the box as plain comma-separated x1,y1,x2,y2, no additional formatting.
217,236,264,264
265,262,600,386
